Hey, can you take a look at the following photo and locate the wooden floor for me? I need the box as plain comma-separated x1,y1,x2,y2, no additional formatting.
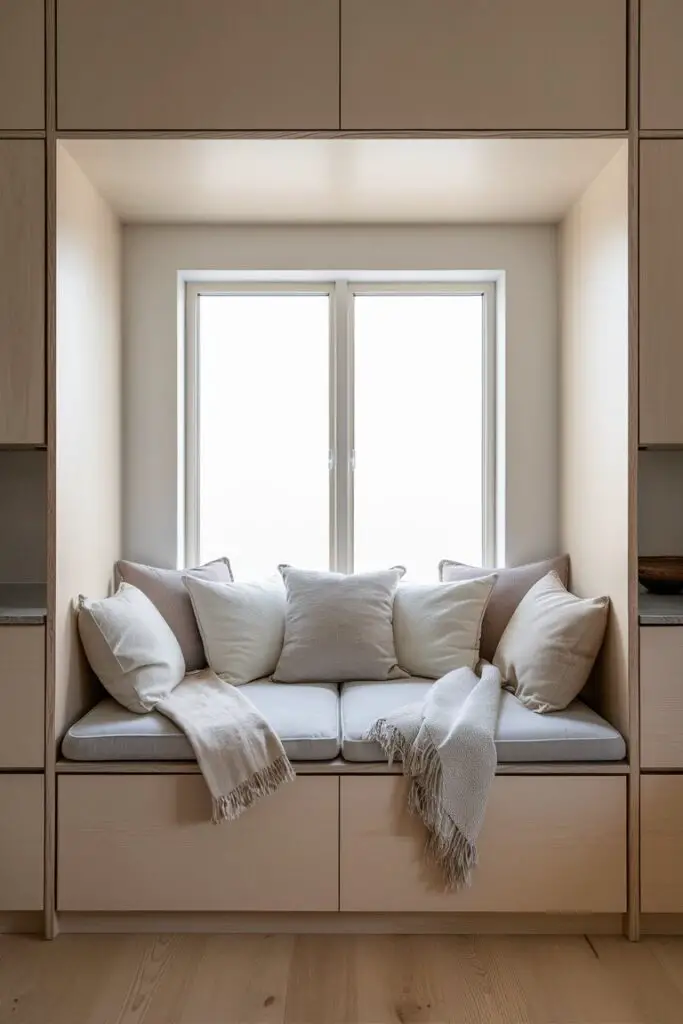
2,933,683,1023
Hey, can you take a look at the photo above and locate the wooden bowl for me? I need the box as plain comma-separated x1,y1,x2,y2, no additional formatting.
638,556,683,595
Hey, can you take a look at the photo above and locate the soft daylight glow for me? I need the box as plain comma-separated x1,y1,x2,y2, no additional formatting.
353,294,484,579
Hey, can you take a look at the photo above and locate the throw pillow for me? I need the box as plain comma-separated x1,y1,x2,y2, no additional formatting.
493,570,609,713
273,566,407,683
77,583,186,714
394,575,497,679
184,576,286,685
114,556,233,671
438,554,570,662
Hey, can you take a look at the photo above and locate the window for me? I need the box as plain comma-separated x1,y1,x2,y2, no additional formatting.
186,281,495,581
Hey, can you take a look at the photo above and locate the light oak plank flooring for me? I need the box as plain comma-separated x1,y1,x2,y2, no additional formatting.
2,933,683,1023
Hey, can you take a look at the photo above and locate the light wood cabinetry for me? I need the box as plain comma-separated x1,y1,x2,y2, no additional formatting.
340,776,627,913
641,0,683,130
57,0,339,131
640,142,683,445
340,0,626,131
641,775,683,913
0,0,45,130
0,775,43,910
0,141,45,445
640,627,683,769
0,626,44,768
58,775,339,911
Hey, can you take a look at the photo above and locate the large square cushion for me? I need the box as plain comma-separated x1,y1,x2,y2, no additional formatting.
62,681,340,762
340,679,626,762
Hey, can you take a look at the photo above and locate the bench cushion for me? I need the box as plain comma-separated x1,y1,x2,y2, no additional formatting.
340,679,626,762
62,681,340,762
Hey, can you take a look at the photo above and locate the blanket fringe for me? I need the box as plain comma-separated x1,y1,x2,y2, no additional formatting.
211,754,295,824
367,718,477,890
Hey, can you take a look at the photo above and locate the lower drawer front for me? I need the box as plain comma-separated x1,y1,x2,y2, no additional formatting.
0,774,43,910
641,774,683,913
340,776,626,913
58,775,339,911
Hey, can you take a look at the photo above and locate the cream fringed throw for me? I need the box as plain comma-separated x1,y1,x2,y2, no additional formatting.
157,670,294,822
367,664,501,888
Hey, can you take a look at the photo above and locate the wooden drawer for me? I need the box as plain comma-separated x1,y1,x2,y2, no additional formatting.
57,0,339,130
341,0,626,130
58,775,339,911
0,775,43,911
340,776,626,913
640,627,683,769
642,775,683,913
0,626,44,768
0,0,44,130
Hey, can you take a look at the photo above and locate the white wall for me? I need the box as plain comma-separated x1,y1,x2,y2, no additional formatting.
122,224,558,570
55,145,122,739
559,146,629,736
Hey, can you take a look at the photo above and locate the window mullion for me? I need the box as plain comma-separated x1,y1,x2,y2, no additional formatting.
331,281,353,573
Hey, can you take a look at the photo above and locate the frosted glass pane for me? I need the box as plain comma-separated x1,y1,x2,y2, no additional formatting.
197,294,329,579
353,294,484,581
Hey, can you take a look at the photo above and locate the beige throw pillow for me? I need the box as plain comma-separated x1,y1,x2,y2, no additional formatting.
493,571,609,713
114,556,233,671
78,583,186,714
184,576,286,685
393,576,497,679
273,566,406,683
439,554,570,662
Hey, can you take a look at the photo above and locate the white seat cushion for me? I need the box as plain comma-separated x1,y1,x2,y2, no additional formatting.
63,680,340,762
340,679,626,763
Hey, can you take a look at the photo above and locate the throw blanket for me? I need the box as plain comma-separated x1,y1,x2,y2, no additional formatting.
157,669,294,823
367,664,501,889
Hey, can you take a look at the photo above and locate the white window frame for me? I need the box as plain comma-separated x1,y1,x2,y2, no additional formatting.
185,279,496,573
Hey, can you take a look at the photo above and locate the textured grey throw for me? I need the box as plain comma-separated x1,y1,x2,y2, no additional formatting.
367,664,501,888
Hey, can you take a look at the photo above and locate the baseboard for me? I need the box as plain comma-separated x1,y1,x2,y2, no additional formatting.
641,914,683,935
56,911,625,936
0,912,43,935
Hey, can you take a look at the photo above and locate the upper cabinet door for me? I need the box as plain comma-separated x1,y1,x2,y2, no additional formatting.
641,0,683,130
640,142,683,446
341,0,626,131
0,0,45,130
57,0,339,131
0,142,45,445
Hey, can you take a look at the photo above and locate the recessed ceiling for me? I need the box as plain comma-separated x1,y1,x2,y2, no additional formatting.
62,138,625,225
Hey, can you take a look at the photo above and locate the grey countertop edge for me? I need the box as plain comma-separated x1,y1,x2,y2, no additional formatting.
639,591,683,625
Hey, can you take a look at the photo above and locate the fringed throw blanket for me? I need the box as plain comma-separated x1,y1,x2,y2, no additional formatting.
157,669,294,823
367,663,501,888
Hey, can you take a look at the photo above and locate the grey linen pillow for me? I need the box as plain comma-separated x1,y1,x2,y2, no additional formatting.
273,566,407,683
114,557,233,671
438,554,570,663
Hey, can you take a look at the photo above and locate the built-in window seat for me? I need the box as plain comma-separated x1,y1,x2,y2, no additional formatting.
62,679,626,765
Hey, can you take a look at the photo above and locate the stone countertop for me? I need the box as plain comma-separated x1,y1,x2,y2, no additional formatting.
639,590,683,625
0,583,47,624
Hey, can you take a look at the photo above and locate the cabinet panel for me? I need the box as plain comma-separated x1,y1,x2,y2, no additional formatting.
641,0,683,130
0,141,45,445
59,775,339,911
340,776,626,913
0,626,44,768
341,0,626,130
640,142,683,445
57,0,339,130
0,0,45,130
642,775,683,913
0,775,43,911
640,627,683,769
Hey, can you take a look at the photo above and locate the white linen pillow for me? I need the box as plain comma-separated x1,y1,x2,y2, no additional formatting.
184,576,286,685
77,583,186,714
493,570,609,713
394,575,497,679
273,566,407,683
